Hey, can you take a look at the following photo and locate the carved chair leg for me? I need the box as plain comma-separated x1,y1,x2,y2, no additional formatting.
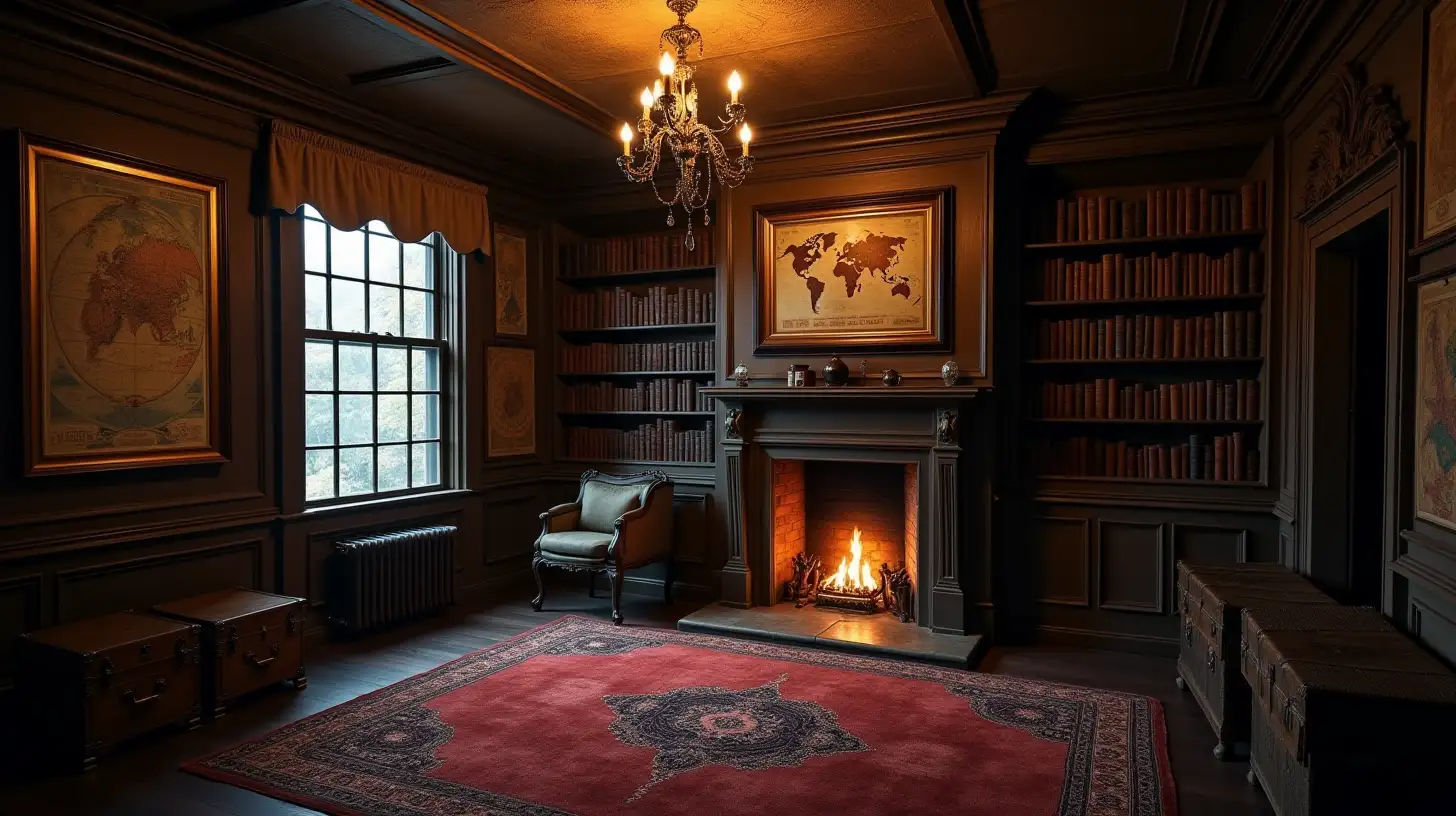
588,570,596,598
609,567,625,625
663,558,676,605
530,556,546,611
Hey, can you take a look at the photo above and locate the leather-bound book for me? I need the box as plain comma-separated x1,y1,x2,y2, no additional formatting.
1246,450,1259,482
1107,378,1120,418
1199,187,1211,234
1234,312,1247,357
1189,434,1203,479
1152,315,1166,358
1098,195,1111,240
1114,315,1126,358
1102,253,1114,299
1214,435,1227,481
1231,432,1245,481
1240,183,1255,230
1201,316,1214,358
1133,382,1146,419
1171,317,1184,359
1246,379,1259,420
1247,312,1260,356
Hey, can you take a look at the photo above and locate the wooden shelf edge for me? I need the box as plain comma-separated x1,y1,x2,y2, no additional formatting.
557,457,714,469
556,265,717,285
559,411,714,417
1036,475,1264,487
1026,357,1264,364
557,323,715,335
1029,418,1264,425
559,370,716,377
1024,293,1265,307
1024,228,1266,251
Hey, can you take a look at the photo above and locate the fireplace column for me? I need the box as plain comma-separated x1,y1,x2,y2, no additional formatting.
929,409,964,633
720,408,753,606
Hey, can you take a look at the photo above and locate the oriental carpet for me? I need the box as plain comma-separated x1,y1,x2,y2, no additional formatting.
182,616,1176,816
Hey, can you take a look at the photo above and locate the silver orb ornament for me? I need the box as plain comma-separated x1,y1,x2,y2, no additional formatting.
941,360,960,386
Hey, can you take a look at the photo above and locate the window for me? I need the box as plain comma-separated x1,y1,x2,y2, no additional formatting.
301,205,453,504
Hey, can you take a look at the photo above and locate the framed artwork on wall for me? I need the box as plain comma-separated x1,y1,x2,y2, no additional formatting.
1422,0,1456,243
19,132,225,476
487,346,535,458
1415,275,1456,532
753,187,954,354
493,224,528,337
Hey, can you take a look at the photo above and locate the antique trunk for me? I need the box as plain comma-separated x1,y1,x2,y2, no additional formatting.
15,612,202,771
1174,561,1332,759
153,588,307,718
1241,605,1456,816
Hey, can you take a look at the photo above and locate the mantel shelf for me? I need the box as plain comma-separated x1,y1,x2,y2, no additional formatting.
702,385,989,402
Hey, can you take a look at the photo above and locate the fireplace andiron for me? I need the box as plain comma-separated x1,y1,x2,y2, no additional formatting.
879,562,915,623
785,552,822,607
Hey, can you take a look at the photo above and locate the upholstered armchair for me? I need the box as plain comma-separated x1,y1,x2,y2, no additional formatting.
531,470,675,625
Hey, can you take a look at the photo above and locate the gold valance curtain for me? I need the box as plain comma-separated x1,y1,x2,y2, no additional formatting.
267,120,491,255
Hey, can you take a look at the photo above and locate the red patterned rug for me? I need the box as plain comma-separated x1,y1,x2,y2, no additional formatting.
183,616,1176,816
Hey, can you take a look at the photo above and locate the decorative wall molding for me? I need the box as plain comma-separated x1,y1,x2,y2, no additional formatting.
1096,520,1167,615
53,538,266,621
1030,516,1091,607
1299,62,1407,213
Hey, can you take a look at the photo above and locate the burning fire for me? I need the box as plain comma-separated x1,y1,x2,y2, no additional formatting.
822,527,878,593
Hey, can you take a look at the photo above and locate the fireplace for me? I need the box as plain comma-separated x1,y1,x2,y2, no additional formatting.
773,461,918,619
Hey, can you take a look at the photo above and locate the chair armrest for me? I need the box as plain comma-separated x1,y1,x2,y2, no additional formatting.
539,503,581,537
610,488,674,567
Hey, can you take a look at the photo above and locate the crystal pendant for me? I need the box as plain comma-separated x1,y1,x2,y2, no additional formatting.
685,232,696,251
666,213,675,227
704,212,711,226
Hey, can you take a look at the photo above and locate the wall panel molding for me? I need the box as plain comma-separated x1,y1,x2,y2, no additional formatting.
1097,520,1166,614
53,538,266,621
1031,516,1090,607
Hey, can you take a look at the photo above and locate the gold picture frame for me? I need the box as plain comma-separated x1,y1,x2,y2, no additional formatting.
1422,0,1456,243
1415,276,1456,532
753,187,953,354
19,133,226,475
493,224,528,337
487,346,535,458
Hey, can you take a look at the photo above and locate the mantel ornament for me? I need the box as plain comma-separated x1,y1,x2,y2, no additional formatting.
723,408,743,440
1301,62,1407,212
936,410,959,445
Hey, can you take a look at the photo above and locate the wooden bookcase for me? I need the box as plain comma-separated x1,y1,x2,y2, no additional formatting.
552,224,719,473
1021,178,1271,489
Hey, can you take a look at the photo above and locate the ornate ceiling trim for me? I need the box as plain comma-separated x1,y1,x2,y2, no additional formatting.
1298,61,1407,216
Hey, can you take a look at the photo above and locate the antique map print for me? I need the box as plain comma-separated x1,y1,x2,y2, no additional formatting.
32,147,216,468
769,209,931,339
1426,0,1456,240
1417,279,1456,530
488,346,535,457
494,228,528,336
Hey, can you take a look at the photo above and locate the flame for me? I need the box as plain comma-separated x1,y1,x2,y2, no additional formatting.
822,527,877,592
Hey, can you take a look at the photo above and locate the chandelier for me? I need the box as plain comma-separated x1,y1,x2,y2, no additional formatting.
617,0,753,250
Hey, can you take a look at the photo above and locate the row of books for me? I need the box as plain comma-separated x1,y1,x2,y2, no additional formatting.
1036,434,1259,481
557,285,715,329
562,380,715,413
1045,182,1267,243
1040,378,1261,421
565,421,713,464
1036,249,1265,302
559,231,715,276
1037,311,1261,360
559,341,715,373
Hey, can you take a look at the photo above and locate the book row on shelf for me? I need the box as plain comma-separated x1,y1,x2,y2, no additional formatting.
565,421,714,464
1035,434,1260,482
562,379,716,413
1043,182,1266,243
559,340,715,374
557,285,716,330
1040,378,1261,421
558,231,715,276
1037,310,1261,360
1037,248,1265,302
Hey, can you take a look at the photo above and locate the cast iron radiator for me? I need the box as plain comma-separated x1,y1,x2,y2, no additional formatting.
329,525,457,633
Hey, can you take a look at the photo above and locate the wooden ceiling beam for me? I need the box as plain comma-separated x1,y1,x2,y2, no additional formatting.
349,55,461,86
168,0,328,36
933,0,998,98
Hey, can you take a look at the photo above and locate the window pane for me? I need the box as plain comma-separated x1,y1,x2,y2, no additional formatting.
304,340,334,391
369,234,400,283
403,290,434,338
331,279,366,332
303,204,323,219
412,394,440,440
306,449,335,501
305,274,328,330
339,447,374,496
330,226,366,279
377,394,408,443
403,243,431,288
377,345,408,392
304,219,328,273
305,394,334,446
338,343,373,390
412,441,441,487
368,219,393,237
411,347,439,391
339,395,373,444
369,284,401,336
378,445,409,492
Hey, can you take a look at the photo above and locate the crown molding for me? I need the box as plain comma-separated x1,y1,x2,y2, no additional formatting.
1,0,549,200
346,0,618,137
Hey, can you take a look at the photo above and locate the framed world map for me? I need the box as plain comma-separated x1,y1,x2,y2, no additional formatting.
20,134,224,476
753,187,953,354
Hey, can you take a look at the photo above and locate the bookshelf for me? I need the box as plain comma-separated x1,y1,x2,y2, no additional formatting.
553,224,718,470
1022,179,1270,488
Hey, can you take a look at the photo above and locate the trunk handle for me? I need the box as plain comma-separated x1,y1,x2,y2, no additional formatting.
246,643,282,667
123,679,166,705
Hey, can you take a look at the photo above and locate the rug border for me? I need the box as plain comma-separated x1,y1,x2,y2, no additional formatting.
180,614,1181,816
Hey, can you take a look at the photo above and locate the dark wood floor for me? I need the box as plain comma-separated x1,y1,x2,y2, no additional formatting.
0,587,1272,816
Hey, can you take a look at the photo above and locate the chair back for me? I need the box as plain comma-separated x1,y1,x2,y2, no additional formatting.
575,470,671,534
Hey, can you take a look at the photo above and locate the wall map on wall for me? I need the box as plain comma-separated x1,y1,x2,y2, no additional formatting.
20,134,224,475
753,188,952,354
493,225,528,337
487,346,535,457
1416,278,1456,531
1423,0,1456,241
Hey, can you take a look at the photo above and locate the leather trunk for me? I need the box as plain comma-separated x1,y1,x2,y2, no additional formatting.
1241,604,1456,815
1174,561,1332,760
15,612,202,771
153,588,307,718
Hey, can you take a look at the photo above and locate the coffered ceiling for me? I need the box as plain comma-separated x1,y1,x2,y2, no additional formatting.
108,0,1309,177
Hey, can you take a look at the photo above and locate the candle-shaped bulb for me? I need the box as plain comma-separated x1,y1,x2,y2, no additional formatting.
653,79,663,99
619,123,633,156
728,70,742,104
658,52,675,77
639,87,653,116
739,123,751,157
